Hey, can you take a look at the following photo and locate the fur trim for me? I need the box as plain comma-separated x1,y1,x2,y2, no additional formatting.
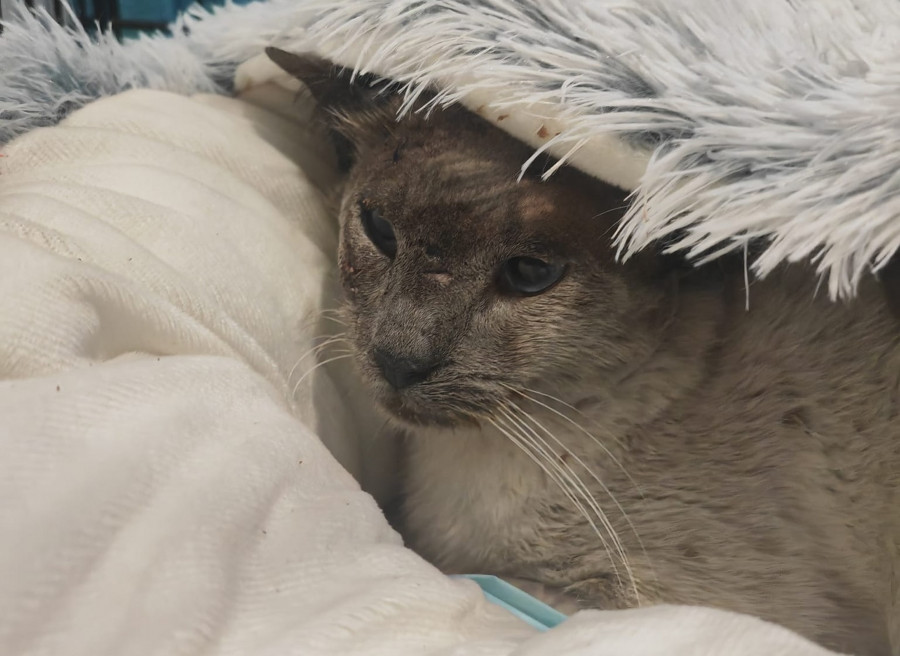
2,0,898,298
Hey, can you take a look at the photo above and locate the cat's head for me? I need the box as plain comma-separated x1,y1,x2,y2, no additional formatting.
269,48,667,427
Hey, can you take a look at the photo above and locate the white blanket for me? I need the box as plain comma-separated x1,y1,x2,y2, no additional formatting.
0,81,842,655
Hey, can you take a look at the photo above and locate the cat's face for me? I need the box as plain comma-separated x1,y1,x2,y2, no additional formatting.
268,49,664,427
337,108,657,427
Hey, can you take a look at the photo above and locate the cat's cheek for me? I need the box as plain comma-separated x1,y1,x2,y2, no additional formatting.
338,244,361,298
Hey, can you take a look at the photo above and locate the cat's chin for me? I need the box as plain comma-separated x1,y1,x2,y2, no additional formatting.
376,392,482,430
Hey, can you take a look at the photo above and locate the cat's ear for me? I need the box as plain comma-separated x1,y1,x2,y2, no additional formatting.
265,47,397,170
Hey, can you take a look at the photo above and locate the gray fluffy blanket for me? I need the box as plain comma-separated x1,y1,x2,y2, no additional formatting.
2,0,898,299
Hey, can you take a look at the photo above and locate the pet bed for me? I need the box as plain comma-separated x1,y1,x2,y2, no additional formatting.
1,1,896,654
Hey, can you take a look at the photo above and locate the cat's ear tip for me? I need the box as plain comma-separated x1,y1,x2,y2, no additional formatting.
264,47,332,77
264,45,293,67
263,45,398,162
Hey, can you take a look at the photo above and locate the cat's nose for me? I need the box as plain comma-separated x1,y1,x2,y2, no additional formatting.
373,348,438,389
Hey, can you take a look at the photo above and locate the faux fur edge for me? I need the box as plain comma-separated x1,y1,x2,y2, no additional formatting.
2,0,899,299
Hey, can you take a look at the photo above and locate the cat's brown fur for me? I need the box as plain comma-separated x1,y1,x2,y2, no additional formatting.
268,48,900,655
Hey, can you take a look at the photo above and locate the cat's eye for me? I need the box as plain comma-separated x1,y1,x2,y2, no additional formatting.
500,257,566,296
359,201,397,258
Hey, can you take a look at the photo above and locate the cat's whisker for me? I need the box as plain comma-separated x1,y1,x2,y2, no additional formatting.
511,386,653,566
590,204,630,221
295,330,349,354
291,343,355,384
493,406,624,591
320,314,349,327
500,403,625,557
291,353,355,399
500,401,640,601
487,411,621,589
287,333,351,384
318,308,350,326
504,383,639,494
509,384,626,450
517,386,598,424
507,395,656,594
296,308,350,333
502,402,646,604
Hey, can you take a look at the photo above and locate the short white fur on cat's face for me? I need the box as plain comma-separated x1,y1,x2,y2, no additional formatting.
269,48,900,656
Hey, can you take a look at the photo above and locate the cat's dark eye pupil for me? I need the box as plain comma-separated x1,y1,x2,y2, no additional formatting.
359,202,397,258
501,256,565,296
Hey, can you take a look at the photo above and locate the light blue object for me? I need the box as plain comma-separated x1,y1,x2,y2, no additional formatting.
455,574,567,632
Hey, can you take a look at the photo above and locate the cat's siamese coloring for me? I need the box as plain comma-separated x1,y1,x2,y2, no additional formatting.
268,48,900,656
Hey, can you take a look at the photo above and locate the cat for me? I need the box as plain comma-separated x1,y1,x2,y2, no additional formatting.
267,48,900,656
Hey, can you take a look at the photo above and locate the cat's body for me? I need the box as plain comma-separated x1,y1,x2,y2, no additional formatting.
403,266,900,655
268,49,900,655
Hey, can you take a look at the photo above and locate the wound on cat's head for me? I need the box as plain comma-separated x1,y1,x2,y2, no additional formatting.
268,48,667,427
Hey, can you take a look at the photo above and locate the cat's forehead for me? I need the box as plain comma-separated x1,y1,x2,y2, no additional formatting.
370,165,563,242
355,105,626,258
395,161,606,250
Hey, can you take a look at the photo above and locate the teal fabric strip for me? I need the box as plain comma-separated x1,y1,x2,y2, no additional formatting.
455,574,568,632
